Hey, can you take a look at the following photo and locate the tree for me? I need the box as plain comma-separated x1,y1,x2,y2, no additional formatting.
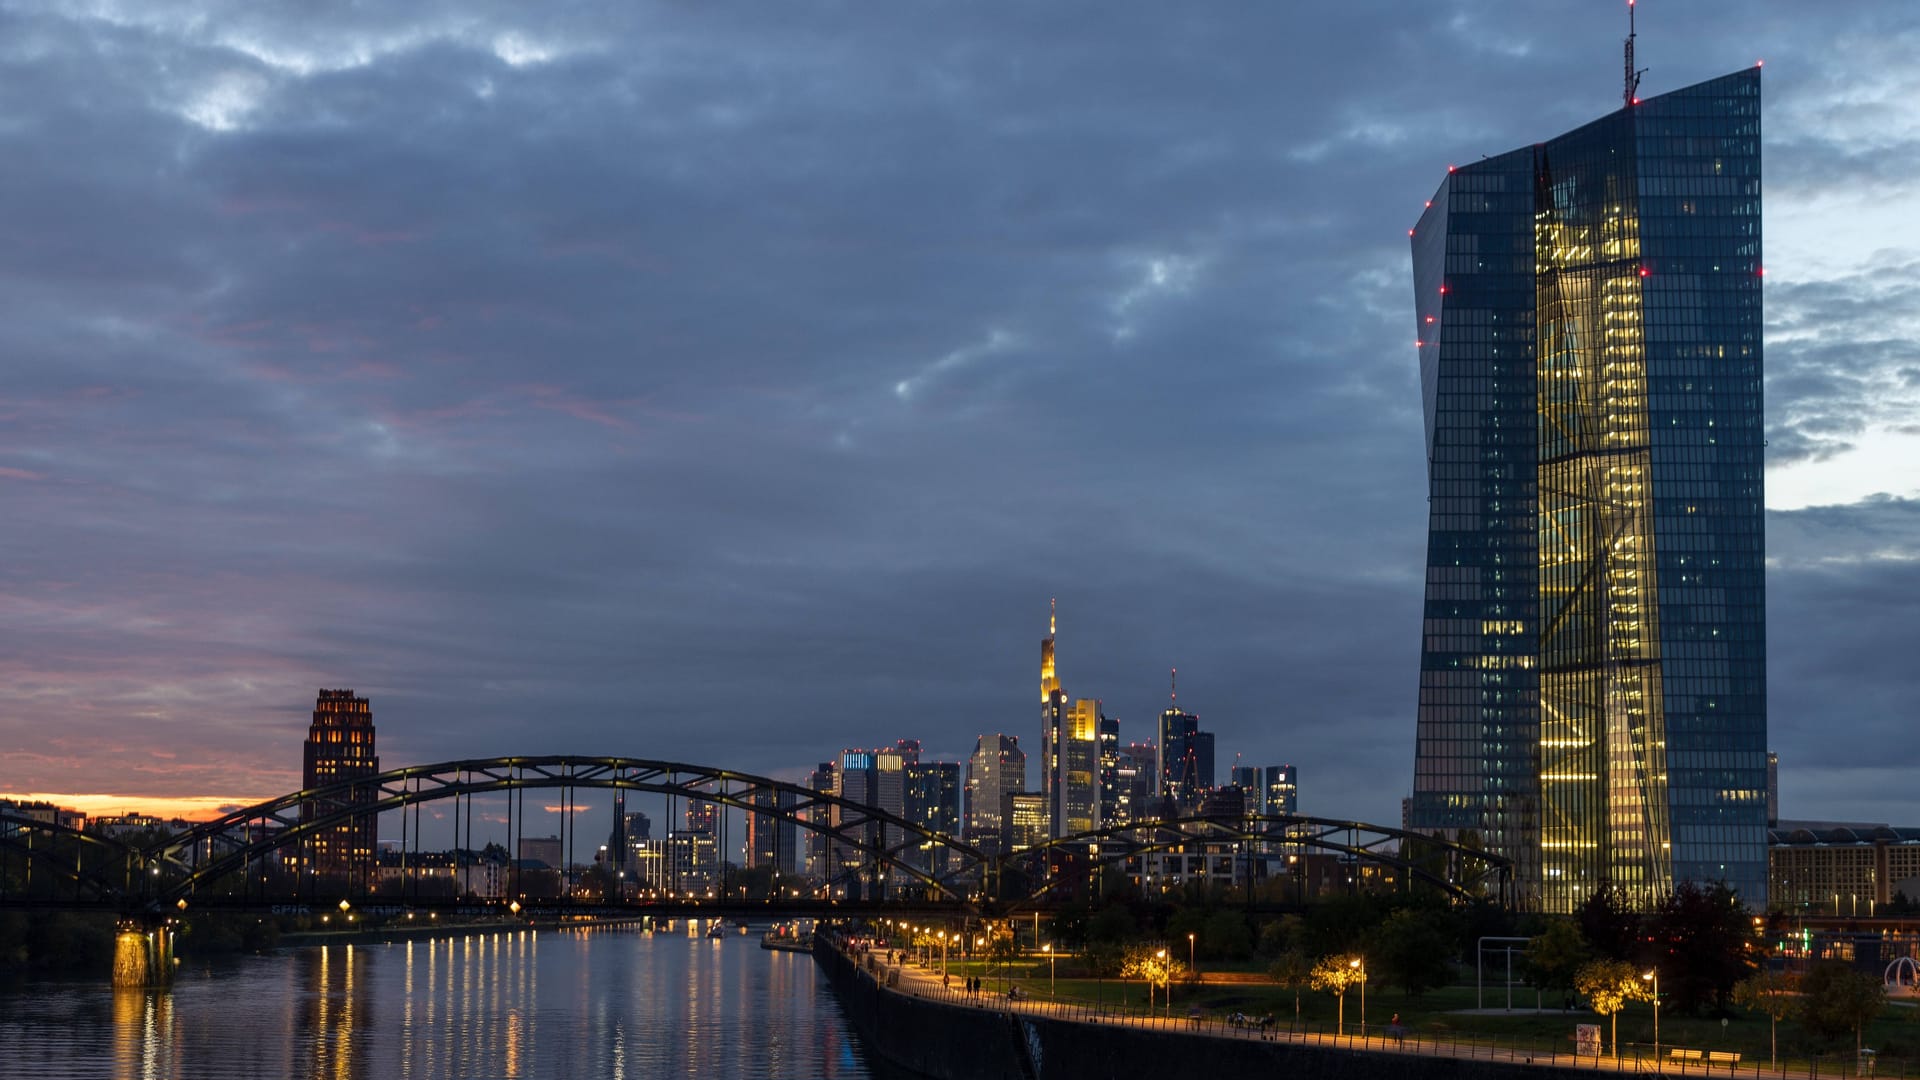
1268,949,1313,1025
1524,920,1589,1009
1301,894,1388,958
1311,954,1368,1035
1732,969,1798,1066
1047,904,1090,949
1086,903,1138,944
1257,914,1303,957
1120,943,1180,1006
1646,881,1758,1015
1575,958,1651,1057
1798,961,1885,1061
1369,908,1456,998
1578,885,1639,962
1202,910,1254,961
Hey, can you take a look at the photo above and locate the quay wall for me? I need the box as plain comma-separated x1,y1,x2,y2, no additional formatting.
814,938,1608,1080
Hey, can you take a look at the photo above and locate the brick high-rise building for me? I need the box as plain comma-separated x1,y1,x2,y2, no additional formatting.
300,688,379,890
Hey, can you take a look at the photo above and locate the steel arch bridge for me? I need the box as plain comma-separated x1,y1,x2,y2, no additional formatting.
1,756,1510,914
996,813,1514,908
149,756,990,907
0,813,145,903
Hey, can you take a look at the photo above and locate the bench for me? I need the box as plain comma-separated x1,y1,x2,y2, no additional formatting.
1669,1049,1704,1061
1708,1052,1742,1066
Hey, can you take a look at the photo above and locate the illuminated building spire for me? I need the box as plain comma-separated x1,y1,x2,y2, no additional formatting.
1040,599,1059,702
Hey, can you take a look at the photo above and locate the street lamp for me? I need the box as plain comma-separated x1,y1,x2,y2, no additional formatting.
1044,943,1055,999
1644,970,1660,1065
1351,957,1367,1038
1157,948,1169,1013
1188,932,1196,983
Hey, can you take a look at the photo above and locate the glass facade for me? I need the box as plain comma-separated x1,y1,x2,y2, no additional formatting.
1408,69,1767,912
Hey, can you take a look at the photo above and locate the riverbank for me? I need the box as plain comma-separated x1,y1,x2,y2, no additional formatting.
815,932,1681,1080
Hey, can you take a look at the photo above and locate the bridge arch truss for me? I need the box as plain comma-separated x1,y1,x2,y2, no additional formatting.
144,756,989,909
1002,813,1513,908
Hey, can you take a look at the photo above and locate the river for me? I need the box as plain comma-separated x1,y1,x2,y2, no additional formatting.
0,924,898,1079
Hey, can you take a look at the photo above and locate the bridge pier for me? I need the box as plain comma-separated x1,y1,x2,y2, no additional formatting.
111,916,176,988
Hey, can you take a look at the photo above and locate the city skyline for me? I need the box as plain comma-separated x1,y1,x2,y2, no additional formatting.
5,3,1919,831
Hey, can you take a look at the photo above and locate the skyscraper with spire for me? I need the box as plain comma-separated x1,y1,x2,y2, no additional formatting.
1039,598,1064,806
1037,600,1098,837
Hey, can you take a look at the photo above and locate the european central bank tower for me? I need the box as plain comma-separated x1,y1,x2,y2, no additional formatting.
1407,68,1767,913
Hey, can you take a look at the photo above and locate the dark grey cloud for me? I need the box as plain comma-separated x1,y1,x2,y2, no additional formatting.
1,1,1917,837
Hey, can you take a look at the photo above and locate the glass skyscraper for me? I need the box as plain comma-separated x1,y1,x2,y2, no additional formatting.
1407,68,1768,913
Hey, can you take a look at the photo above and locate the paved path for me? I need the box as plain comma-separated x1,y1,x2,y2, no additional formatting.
854,948,1834,1080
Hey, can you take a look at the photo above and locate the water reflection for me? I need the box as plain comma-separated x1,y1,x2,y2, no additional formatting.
8,927,889,1079
111,988,174,1080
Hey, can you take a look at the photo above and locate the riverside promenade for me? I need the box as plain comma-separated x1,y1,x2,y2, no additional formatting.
820,933,1872,1080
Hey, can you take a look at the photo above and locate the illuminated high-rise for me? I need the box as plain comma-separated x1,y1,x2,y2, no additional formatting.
1097,715,1121,826
1159,679,1213,813
1050,699,1100,837
1407,67,1768,911
300,688,379,889
965,734,1025,850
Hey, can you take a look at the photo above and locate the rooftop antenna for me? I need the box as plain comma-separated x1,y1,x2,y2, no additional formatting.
1049,596,1056,638
1624,0,1646,108
1170,667,1177,704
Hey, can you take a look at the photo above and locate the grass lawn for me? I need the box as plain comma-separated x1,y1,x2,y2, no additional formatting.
920,956,1920,1070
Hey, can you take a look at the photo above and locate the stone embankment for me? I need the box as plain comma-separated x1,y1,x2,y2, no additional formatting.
815,934,1638,1080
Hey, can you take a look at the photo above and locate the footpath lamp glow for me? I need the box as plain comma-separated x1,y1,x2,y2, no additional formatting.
1351,957,1366,1038
1157,948,1169,1013
1044,944,1055,999
1644,970,1660,1064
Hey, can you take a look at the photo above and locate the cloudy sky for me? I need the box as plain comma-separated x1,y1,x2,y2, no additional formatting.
3,1,1917,834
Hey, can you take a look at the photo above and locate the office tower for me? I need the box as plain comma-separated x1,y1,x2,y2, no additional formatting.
745,787,797,875
1157,669,1215,810
1407,66,1767,912
1198,785,1245,818
1766,751,1778,828
685,800,716,834
669,828,717,894
805,760,836,882
625,811,652,842
300,688,379,888
607,790,628,877
835,750,875,879
965,734,1026,850
1112,755,1141,826
518,835,563,868
1097,715,1122,827
1230,765,1262,813
893,738,922,766
1005,792,1048,852
875,749,907,858
1049,699,1100,837
1265,765,1299,816
1125,741,1160,807
905,760,962,875
1040,601,1067,808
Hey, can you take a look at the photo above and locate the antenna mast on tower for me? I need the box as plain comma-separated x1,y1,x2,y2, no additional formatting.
1624,0,1646,108
1170,667,1177,704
